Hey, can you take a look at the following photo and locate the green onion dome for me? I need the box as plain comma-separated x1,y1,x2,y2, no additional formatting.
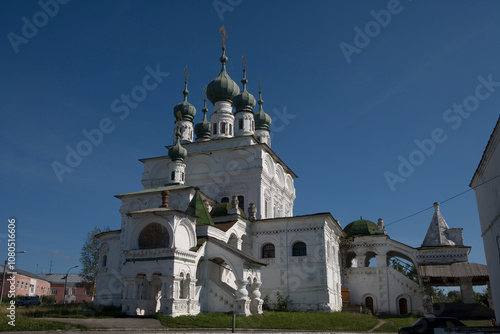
232,67,256,112
168,131,187,162
207,47,240,105
194,96,211,140
254,88,272,131
173,79,196,122
343,219,378,236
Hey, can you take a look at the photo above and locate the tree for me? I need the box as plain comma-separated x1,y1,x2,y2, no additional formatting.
390,257,419,283
80,226,110,297
474,288,489,307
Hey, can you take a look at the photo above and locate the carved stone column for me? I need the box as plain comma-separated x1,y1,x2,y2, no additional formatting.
234,279,251,316
249,281,263,314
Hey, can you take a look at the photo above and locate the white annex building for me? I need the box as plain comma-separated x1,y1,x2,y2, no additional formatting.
470,115,500,321
94,36,492,317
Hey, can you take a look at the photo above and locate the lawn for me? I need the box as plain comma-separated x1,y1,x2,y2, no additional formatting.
159,311,380,331
0,303,493,332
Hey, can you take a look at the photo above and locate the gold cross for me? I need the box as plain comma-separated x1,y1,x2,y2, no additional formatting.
242,54,246,69
220,26,228,48
184,66,189,82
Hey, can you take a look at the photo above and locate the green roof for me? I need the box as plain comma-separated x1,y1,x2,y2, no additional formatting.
185,189,214,226
343,219,378,236
210,202,246,219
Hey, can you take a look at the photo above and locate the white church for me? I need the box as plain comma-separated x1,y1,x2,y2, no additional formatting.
94,33,491,317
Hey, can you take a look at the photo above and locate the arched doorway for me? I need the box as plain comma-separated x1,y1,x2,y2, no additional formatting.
398,297,408,315
365,296,374,314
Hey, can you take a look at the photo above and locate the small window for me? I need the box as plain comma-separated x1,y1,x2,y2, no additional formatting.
171,171,175,181
238,196,244,211
229,124,233,135
239,118,243,130
221,197,229,203
102,255,107,267
292,241,307,256
182,172,185,182
221,123,226,134
262,243,275,258
213,123,217,134
52,289,57,295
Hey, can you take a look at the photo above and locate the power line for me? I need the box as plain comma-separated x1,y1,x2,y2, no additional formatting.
385,174,500,227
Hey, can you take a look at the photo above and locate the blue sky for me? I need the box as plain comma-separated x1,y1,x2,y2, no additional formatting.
1,0,499,278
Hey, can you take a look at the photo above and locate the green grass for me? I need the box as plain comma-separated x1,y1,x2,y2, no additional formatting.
375,316,419,332
159,311,379,331
0,302,125,319
0,315,87,332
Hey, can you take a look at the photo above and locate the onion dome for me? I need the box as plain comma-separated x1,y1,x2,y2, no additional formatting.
194,92,211,140
343,218,378,236
254,85,272,131
168,130,187,162
173,68,196,122
232,58,256,112
206,47,240,105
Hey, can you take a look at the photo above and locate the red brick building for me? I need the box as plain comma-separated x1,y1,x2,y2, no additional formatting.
40,273,93,304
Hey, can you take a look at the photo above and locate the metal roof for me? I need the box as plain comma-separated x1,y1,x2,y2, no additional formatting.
0,265,50,282
39,273,84,284
419,262,489,279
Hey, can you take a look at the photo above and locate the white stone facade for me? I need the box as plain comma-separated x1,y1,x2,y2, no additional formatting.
94,43,485,317
470,116,500,320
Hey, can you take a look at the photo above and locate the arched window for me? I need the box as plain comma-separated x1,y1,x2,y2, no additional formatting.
261,243,275,258
213,123,217,134
238,195,244,211
102,255,107,267
138,223,169,249
292,241,307,256
221,197,229,203
179,272,185,299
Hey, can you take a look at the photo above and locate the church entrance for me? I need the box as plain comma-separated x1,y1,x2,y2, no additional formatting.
398,297,408,315
365,296,374,314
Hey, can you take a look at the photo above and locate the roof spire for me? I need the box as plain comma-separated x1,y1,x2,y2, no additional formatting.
258,77,263,109
183,66,189,102
241,54,248,91
219,26,228,66
202,86,208,119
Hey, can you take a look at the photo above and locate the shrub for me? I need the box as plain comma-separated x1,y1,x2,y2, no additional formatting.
275,292,293,312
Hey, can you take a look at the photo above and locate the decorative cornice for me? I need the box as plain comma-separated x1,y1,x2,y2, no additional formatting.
252,226,323,236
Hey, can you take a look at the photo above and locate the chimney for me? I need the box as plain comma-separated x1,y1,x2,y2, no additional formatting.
160,190,170,208
377,218,386,235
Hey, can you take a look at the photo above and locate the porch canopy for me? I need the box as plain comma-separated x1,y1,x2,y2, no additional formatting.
419,262,489,286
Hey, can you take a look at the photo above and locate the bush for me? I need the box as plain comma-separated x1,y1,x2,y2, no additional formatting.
262,294,271,311
41,296,56,305
275,292,293,312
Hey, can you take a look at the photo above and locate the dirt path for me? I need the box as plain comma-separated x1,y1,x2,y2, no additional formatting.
368,319,387,332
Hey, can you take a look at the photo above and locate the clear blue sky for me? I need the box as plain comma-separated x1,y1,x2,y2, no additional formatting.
1,0,499,277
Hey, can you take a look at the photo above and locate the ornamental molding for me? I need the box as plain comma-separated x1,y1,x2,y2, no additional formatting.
252,226,324,236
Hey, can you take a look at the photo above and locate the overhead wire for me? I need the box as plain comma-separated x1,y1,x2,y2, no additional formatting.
385,174,500,227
